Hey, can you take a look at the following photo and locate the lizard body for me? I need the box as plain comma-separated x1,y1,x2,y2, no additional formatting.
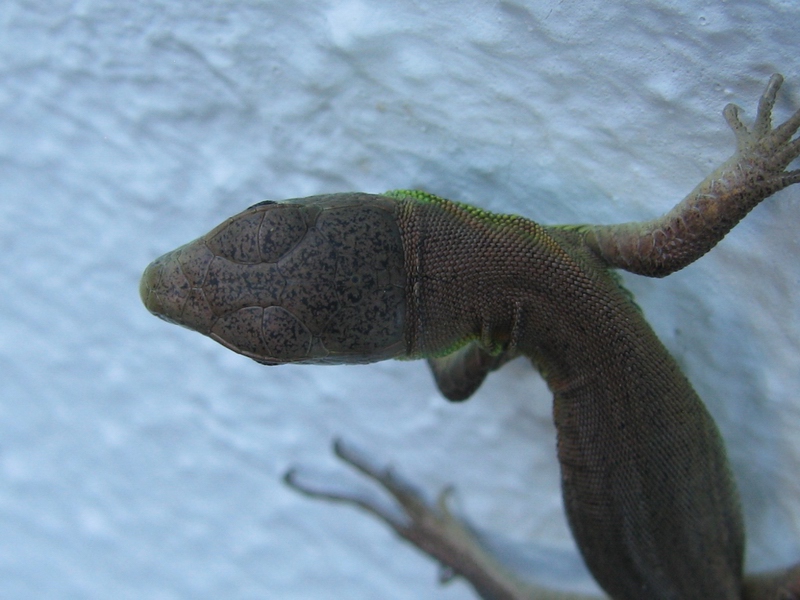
140,75,800,599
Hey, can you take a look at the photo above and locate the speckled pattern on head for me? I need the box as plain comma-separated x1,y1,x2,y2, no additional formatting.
140,193,407,364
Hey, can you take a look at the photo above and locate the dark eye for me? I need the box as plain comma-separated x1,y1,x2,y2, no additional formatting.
248,200,277,210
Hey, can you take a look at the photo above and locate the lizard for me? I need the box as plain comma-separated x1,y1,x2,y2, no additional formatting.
140,74,800,599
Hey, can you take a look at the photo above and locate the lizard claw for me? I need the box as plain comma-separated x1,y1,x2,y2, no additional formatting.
722,74,800,190
753,73,782,138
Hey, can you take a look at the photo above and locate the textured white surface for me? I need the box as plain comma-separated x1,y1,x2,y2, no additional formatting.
1,1,799,598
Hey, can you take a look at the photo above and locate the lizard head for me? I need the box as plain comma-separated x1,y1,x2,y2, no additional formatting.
140,193,408,365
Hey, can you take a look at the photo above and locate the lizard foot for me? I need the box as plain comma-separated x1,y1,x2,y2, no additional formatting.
284,439,599,600
722,73,800,195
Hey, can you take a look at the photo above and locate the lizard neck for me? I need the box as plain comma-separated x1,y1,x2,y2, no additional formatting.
395,193,634,383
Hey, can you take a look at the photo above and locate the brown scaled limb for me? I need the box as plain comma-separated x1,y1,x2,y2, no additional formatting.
584,73,800,277
284,439,602,600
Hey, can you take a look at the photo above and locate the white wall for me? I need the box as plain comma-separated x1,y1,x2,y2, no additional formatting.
1,1,798,598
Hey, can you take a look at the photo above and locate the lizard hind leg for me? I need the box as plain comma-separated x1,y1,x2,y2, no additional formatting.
285,439,603,600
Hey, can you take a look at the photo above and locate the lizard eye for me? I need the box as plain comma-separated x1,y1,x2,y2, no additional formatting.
247,200,277,210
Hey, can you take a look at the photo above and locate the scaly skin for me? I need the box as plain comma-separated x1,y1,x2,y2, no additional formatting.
140,75,800,599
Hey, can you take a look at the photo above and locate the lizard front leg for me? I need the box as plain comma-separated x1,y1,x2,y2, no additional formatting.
583,73,800,277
